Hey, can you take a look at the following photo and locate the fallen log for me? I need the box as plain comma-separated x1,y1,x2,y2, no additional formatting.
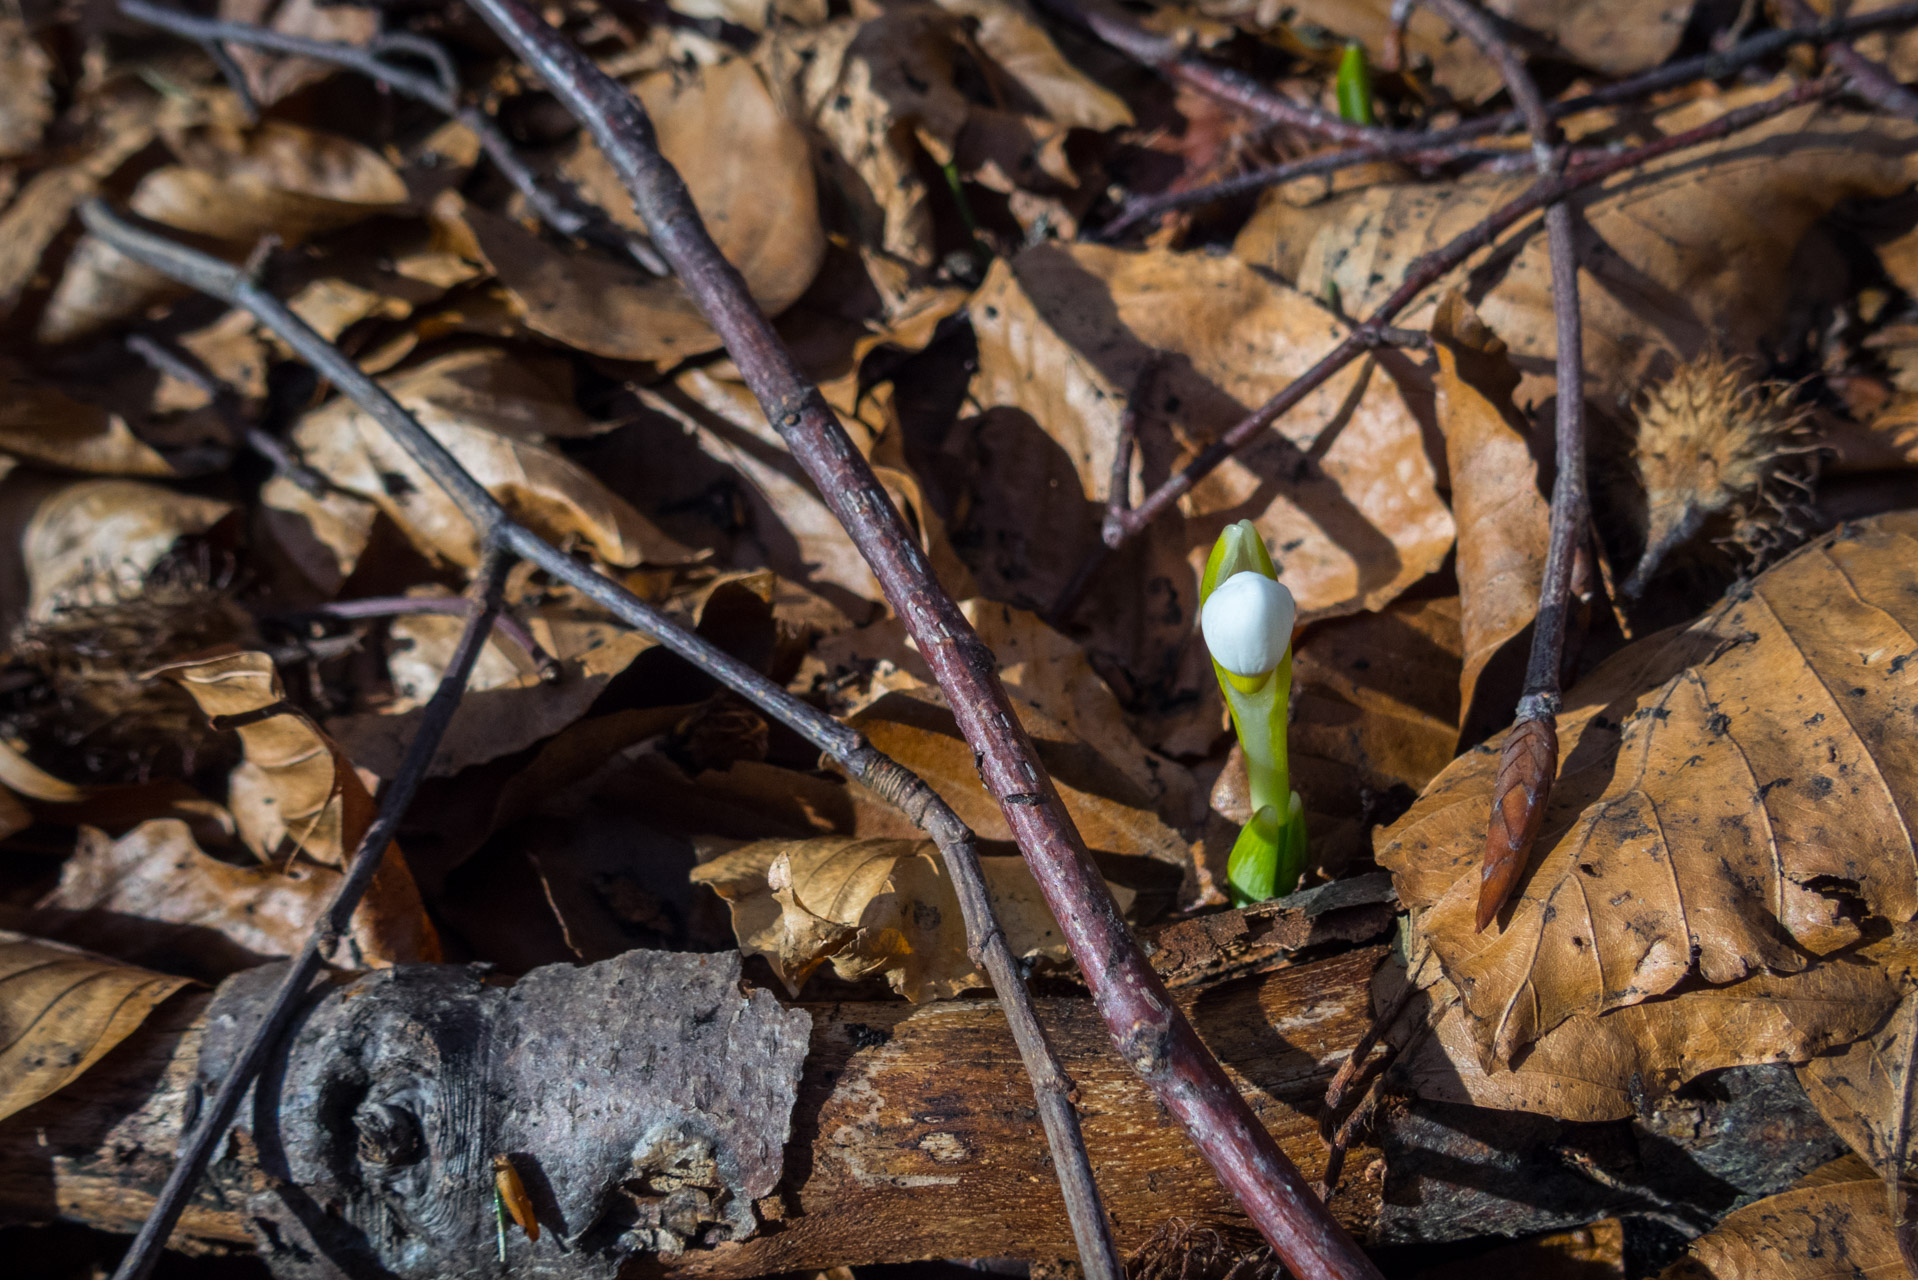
0,948,1387,1276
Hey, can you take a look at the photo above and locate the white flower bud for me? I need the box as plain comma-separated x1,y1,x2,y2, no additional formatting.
1200,572,1296,678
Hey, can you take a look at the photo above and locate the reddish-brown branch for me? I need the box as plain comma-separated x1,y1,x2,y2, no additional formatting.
1088,74,1839,559
455,1,1384,1276
1777,0,1918,119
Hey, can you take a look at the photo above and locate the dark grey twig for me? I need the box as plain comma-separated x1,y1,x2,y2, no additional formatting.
117,0,668,274
108,546,514,1280
81,198,1120,1280
125,331,326,495
297,595,562,681
1777,0,1918,118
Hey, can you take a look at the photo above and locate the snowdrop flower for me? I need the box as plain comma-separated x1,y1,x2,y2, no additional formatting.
1199,520,1307,904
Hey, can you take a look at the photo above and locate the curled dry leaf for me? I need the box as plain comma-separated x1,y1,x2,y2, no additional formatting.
1430,294,1549,733
216,0,378,106
41,116,409,343
1657,1155,1896,1280
1384,938,1903,1123
691,835,1132,1001
1237,86,1918,407
40,818,436,974
0,929,191,1123
8,476,234,624
264,349,687,575
1378,511,1918,1067
932,0,1132,131
964,242,1454,618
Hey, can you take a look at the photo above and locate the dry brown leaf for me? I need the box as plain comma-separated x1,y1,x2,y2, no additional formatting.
1418,1219,1624,1280
148,651,372,866
267,350,687,572
0,114,162,320
1202,0,1502,99
842,685,1191,869
1386,941,1902,1123
1237,85,1918,407
12,477,234,624
0,19,54,160
217,0,378,106
39,818,436,974
0,360,177,477
807,597,1202,825
40,116,408,343
964,242,1453,620
933,0,1132,130
0,930,191,1123
1799,0,1918,84
1795,927,1918,1183
1658,1155,1898,1279
327,615,656,779
691,835,1131,1001
1378,511,1918,1067
637,366,959,607
759,8,971,282
1430,295,1548,732
1485,0,1695,75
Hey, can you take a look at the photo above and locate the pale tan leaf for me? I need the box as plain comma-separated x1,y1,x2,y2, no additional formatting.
1658,1156,1900,1279
691,835,1131,1001
1378,511,1918,1067
216,0,378,106
0,360,176,477
1386,943,1902,1123
0,19,54,159
39,119,407,343
1430,295,1549,731
933,0,1131,130
1237,86,1918,407
0,930,191,1123
17,478,233,623
41,819,435,973
964,242,1454,619
273,350,688,571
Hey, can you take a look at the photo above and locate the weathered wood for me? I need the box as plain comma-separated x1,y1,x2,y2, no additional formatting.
0,950,1385,1273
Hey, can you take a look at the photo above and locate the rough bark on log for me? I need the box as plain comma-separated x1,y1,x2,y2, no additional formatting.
0,950,1387,1275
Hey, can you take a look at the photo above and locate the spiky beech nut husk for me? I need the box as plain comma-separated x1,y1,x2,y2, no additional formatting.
1200,572,1296,679
1477,714,1558,932
1625,353,1814,597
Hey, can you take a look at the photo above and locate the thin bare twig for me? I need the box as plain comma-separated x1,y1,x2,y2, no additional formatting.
108,545,515,1280
83,201,1120,1280
452,1,1384,1276
1776,0,1918,118
125,331,326,494
294,595,562,681
118,0,668,274
1098,1,1918,236
1073,73,1839,581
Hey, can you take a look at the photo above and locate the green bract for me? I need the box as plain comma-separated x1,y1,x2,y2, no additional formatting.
1199,520,1307,904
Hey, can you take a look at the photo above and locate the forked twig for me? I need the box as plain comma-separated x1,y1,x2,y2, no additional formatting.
1063,73,1840,592
82,200,1119,1280
452,1,1384,1275
119,0,667,273
1777,0,1918,119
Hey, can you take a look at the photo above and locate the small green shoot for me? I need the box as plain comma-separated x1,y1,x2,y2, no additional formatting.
1200,520,1307,904
1335,43,1377,126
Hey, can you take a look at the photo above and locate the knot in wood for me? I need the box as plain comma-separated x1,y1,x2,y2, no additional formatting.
354,1100,424,1167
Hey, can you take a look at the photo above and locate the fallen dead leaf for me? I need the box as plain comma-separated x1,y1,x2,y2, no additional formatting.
0,360,178,477
843,684,1191,870
40,114,409,343
964,241,1454,618
1378,510,1918,1067
0,18,54,160
12,477,234,624
1237,84,1918,407
1658,1155,1897,1279
39,818,435,974
265,349,687,573
691,834,1133,1000
1225,0,1502,100
1429,295,1549,735
217,0,378,106
1384,938,1902,1123
0,929,192,1123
